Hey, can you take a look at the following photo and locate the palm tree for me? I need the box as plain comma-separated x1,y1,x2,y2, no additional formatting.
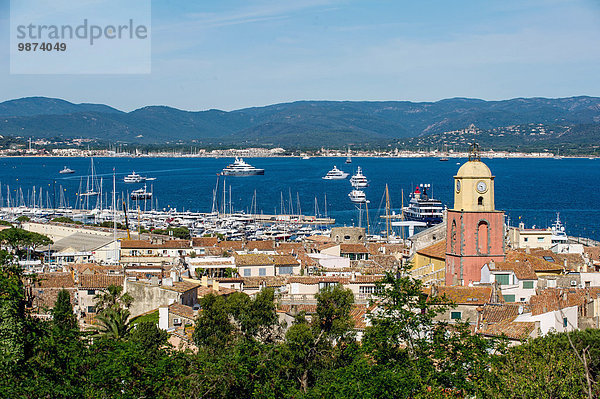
91,308,132,340
93,284,133,313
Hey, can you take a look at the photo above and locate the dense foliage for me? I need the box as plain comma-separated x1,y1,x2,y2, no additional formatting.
1,257,599,398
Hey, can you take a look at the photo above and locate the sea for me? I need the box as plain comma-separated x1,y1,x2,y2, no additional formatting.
1,156,599,241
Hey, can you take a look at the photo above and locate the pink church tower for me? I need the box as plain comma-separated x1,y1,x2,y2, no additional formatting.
445,145,505,286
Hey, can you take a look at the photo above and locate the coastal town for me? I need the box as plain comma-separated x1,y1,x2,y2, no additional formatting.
6,147,600,351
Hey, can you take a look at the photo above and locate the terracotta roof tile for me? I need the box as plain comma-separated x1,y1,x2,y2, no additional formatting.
36,272,75,288
168,303,195,319
192,237,218,247
479,320,536,340
435,286,492,305
217,240,244,250
488,260,537,280
530,288,587,315
340,244,369,254
271,255,299,266
417,240,447,260
79,275,124,289
246,240,275,251
481,303,529,324
234,254,272,266
505,251,563,272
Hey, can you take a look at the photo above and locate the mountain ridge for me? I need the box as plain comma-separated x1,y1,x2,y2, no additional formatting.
0,96,599,148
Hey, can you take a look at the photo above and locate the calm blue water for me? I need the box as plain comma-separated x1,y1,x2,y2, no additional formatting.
0,156,599,241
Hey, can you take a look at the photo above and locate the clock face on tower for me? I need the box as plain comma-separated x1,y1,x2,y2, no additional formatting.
456,180,461,193
476,180,488,193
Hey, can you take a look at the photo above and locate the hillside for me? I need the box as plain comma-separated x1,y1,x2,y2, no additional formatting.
0,96,599,148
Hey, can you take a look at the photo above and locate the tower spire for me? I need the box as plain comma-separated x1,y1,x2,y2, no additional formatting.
468,142,481,161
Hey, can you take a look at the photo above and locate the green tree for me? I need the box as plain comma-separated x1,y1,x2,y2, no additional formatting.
92,307,132,340
93,284,133,313
16,215,30,223
193,294,234,351
52,289,77,335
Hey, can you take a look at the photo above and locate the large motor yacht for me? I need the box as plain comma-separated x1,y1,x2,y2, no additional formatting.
124,171,156,183
402,184,444,226
322,166,349,180
349,166,368,188
348,189,369,203
221,158,265,176
130,185,153,200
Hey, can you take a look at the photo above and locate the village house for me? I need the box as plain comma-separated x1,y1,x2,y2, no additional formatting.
120,239,191,267
124,276,200,318
410,240,446,286
77,274,125,319
480,259,538,303
432,285,500,325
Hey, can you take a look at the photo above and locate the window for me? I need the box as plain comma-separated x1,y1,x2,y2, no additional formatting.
585,281,591,288
495,274,510,285
563,317,568,328
319,282,338,290
522,281,534,289
520,298,526,302
570,280,577,287
547,279,557,288
147,250,152,254
537,237,545,242
450,311,462,320
543,256,555,262
87,289,95,295
278,266,293,275
503,294,516,302
477,220,489,254
524,237,529,242
243,269,251,277
259,268,266,276
87,306,95,313
173,318,181,326
359,286,375,294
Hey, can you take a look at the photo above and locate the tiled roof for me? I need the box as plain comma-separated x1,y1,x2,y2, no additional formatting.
306,235,335,243
528,249,585,271
191,237,218,247
246,240,275,251
271,255,299,266
481,303,529,324
168,303,195,319
120,239,191,249
505,251,563,272
584,246,600,262
488,260,537,280
79,275,124,289
479,320,536,340
36,272,75,288
366,243,407,256
160,280,201,293
435,286,492,305
235,254,273,266
276,242,304,252
197,285,237,297
530,288,587,316
340,244,369,254
217,240,244,250
71,263,123,275
417,240,447,260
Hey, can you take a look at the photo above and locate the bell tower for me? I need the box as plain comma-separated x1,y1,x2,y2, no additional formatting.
445,144,505,286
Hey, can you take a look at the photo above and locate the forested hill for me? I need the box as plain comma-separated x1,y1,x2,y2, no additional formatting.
0,96,599,148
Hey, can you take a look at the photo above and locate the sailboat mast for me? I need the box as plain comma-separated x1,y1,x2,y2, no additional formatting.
385,184,390,240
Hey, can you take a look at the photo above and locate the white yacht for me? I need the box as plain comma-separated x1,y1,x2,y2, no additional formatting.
221,158,265,176
322,166,349,180
124,171,156,183
551,213,568,244
130,185,153,200
349,166,368,188
59,166,75,174
348,189,369,203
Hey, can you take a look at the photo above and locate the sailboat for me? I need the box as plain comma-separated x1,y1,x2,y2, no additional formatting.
345,147,352,164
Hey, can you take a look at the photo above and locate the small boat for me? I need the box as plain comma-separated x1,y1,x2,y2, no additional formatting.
59,166,75,174
302,155,310,160
322,166,349,180
130,185,153,200
124,171,155,183
439,157,449,161
221,158,265,176
345,147,352,164
348,189,369,203
349,166,368,188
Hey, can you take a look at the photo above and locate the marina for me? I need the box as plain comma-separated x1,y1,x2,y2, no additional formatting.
0,156,598,241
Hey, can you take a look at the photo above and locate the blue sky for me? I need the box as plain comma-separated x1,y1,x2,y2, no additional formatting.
1,0,599,111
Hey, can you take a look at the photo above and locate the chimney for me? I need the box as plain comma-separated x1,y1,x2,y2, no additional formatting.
351,272,356,282
213,280,219,292
201,275,208,287
475,306,484,332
